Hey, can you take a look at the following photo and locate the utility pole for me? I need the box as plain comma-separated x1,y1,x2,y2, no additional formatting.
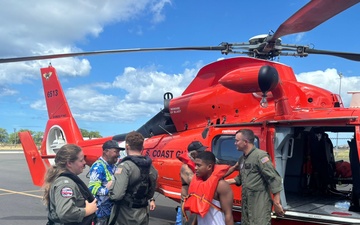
336,72,343,151
338,72,343,97
13,128,16,146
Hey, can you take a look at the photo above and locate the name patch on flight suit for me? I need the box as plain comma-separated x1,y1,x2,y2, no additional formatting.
60,187,74,198
244,163,252,169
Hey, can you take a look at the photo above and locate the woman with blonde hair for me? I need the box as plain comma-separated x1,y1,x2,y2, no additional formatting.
43,144,97,225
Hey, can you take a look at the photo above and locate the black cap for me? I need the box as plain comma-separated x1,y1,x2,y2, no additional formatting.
187,141,207,152
102,140,124,151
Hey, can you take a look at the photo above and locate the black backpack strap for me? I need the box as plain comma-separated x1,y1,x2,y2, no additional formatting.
59,173,96,225
46,206,55,225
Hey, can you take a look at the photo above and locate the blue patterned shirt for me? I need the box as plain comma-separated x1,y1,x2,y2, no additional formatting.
88,157,117,218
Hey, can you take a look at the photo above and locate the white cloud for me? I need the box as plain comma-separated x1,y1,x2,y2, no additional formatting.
0,63,38,84
113,66,197,103
0,87,18,97
0,1,170,54
0,55,91,84
0,0,171,84
294,32,305,42
296,68,360,107
30,99,47,111
150,0,172,23
49,65,198,123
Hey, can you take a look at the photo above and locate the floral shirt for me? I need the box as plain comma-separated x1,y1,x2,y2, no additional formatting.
88,157,117,218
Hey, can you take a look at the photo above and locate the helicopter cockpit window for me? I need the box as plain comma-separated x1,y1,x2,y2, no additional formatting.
212,135,259,166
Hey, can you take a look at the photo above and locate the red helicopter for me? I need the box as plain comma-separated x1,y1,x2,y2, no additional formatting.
2,0,360,224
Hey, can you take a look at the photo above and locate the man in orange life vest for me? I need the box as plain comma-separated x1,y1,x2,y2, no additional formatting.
176,141,207,225
183,151,234,225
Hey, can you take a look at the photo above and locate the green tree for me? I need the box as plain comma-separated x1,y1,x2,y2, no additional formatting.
0,128,9,143
8,132,17,144
80,129,90,139
89,131,102,139
8,129,33,144
80,129,102,139
33,131,44,145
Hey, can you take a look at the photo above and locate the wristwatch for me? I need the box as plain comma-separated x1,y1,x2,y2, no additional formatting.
149,198,155,202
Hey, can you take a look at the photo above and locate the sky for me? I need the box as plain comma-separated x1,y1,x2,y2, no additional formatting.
0,0,359,138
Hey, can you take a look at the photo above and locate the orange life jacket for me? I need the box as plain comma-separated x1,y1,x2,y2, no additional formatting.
177,152,196,172
183,165,230,218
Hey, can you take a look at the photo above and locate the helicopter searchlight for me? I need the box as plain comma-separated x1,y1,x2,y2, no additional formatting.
258,65,279,108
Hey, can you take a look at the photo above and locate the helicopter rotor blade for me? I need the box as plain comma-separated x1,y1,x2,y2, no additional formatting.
0,46,227,64
270,0,360,42
305,48,360,62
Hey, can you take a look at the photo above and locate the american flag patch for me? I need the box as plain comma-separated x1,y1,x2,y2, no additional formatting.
261,156,269,164
115,167,123,174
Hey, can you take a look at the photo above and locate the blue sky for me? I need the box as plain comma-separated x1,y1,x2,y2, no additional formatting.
0,0,359,138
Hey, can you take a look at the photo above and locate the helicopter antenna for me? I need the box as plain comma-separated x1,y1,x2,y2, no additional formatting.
158,124,172,136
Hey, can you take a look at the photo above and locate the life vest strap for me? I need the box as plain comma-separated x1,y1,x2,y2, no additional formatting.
182,193,221,221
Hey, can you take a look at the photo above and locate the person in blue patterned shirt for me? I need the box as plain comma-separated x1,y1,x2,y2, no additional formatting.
88,140,123,225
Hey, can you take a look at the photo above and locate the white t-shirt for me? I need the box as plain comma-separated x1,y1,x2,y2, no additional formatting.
197,199,225,225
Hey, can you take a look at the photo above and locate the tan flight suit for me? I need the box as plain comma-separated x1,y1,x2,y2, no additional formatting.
48,176,87,225
234,148,283,225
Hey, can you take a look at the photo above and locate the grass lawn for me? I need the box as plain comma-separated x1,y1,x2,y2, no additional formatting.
0,144,23,150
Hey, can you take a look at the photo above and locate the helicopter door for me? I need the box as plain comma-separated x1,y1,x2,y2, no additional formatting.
211,128,260,166
273,127,294,209
349,126,360,212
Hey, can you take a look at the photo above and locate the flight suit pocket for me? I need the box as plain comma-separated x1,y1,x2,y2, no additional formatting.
248,185,266,192
246,164,267,192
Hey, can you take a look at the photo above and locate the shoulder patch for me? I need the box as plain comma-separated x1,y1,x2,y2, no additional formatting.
115,167,123,174
261,156,269,164
60,187,74,198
